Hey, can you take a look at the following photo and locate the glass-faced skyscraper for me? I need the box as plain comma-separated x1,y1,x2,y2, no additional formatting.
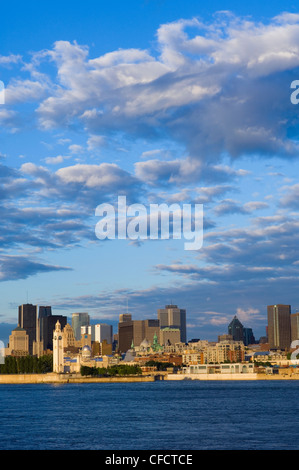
72,312,90,340
18,304,38,355
157,305,187,343
228,316,244,342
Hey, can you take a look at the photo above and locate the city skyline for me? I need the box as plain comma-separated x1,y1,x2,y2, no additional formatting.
4,299,296,349
1,0,299,343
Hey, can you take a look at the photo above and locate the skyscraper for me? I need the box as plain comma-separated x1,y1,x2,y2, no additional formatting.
119,313,132,323
18,304,38,355
118,318,160,353
267,304,291,350
243,327,255,346
228,316,244,342
39,306,52,318
72,313,90,340
157,305,187,343
290,312,299,343
38,306,67,352
94,323,113,344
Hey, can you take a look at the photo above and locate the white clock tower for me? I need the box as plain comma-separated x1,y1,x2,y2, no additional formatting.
53,320,64,373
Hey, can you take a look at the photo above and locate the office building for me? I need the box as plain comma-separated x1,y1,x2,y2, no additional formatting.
157,305,187,343
119,313,132,323
39,306,52,318
92,340,113,356
267,304,291,350
7,326,29,356
160,328,181,347
37,305,67,351
62,323,77,350
72,313,90,340
41,315,67,351
228,316,244,342
291,312,299,342
95,323,113,344
18,304,38,355
81,325,94,341
118,318,160,353
243,328,255,346
81,323,113,345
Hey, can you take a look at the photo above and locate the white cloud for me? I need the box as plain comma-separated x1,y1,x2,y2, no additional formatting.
45,155,71,165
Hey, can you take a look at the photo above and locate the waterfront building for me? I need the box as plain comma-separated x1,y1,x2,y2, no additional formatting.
182,363,255,375
183,340,245,365
157,304,187,343
134,353,183,367
72,313,90,340
18,304,38,355
53,321,64,373
208,340,245,363
182,351,204,365
267,304,291,350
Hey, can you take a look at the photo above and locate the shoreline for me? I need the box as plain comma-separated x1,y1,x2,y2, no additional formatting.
1,372,299,383
167,373,299,381
0,373,157,384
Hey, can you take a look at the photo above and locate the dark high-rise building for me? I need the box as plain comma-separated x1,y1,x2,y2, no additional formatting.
38,306,67,351
243,327,255,346
157,305,187,343
228,316,244,342
39,306,52,318
18,304,38,355
267,304,291,350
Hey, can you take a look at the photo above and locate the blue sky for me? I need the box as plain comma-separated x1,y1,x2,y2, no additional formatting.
1,0,299,343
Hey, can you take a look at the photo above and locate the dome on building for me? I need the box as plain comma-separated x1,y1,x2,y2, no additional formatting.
82,345,91,358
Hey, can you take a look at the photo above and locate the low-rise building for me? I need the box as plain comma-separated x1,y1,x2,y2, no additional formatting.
6,326,29,356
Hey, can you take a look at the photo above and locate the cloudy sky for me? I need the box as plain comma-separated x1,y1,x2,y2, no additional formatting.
1,0,299,342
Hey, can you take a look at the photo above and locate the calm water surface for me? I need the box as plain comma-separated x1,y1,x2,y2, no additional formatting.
0,380,298,450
